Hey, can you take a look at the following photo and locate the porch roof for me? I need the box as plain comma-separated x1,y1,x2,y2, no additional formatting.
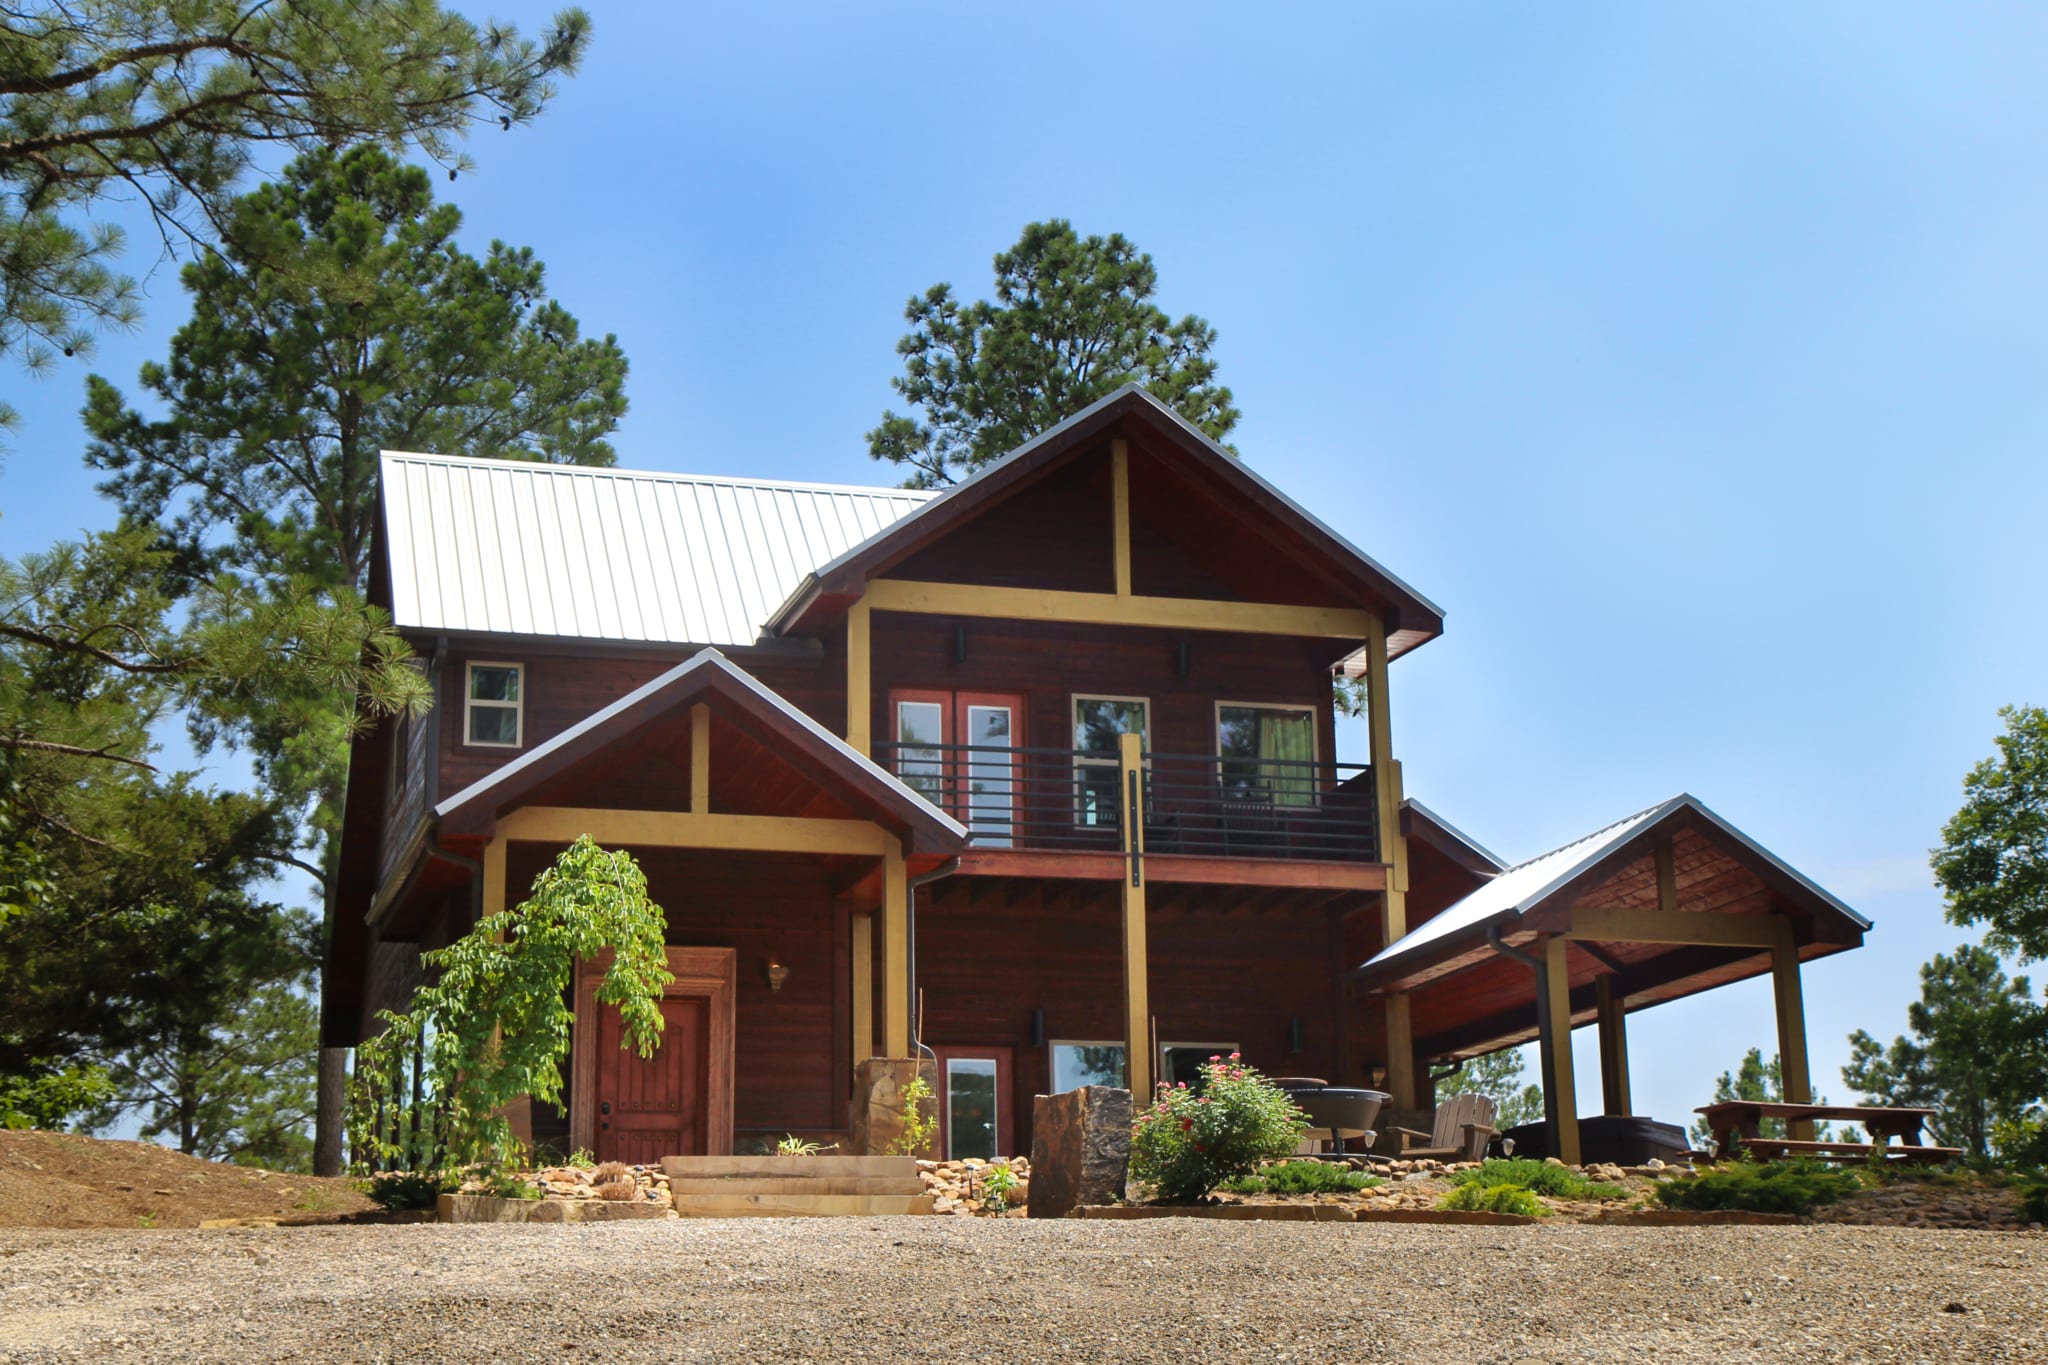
433,648,968,856
1352,794,1871,1060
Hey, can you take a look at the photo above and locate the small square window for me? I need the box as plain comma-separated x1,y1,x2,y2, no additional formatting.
466,663,524,748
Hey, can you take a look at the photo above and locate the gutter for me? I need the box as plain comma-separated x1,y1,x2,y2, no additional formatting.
905,856,962,1064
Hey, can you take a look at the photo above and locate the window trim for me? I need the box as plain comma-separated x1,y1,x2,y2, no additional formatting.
1070,694,1150,829
463,660,525,749
1215,699,1320,806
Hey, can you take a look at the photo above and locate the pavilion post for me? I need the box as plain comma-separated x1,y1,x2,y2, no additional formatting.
1771,919,1815,1141
1540,936,1581,1165
1595,973,1631,1117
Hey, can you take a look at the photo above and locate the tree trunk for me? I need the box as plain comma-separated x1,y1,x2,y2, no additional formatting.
313,1046,348,1176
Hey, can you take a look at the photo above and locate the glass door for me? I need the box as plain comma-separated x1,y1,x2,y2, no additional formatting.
959,694,1020,847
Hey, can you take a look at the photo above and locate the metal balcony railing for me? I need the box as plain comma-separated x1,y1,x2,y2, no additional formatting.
872,742,1379,863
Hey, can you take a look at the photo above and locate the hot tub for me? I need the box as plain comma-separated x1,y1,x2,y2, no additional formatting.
1499,1115,1688,1165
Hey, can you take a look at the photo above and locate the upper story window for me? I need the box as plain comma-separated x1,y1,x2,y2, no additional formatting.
465,662,524,748
1073,695,1148,827
1217,703,1316,806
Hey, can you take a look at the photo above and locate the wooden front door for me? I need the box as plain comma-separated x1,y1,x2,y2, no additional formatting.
594,994,709,1164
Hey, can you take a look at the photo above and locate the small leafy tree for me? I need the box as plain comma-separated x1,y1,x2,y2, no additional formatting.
347,837,672,1173
1932,705,2048,964
1130,1054,1306,1202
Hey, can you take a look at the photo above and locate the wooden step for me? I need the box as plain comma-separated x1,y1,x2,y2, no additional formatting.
670,1192,936,1218
662,1155,917,1179
667,1175,925,1196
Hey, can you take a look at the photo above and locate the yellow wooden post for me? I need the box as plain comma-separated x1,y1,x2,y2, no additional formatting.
881,836,909,1057
690,703,711,813
1118,731,1152,1104
1772,919,1815,1140
1595,973,1631,1117
846,598,872,757
851,912,874,1072
1543,936,1581,1165
482,836,532,1145
1111,438,1132,598
1655,839,1679,914
1364,615,1415,1107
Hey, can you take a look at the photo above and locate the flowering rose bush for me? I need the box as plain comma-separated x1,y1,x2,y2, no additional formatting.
1129,1054,1308,1202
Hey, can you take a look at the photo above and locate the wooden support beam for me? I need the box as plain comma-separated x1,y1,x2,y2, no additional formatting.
881,837,909,1058
1772,920,1815,1140
1385,994,1415,1109
498,806,889,856
846,598,872,756
1565,906,1781,949
1111,437,1132,598
863,576,1377,640
1595,973,1631,1117
850,911,874,1075
689,703,710,814
1363,614,1407,917
1655,840,1679,915
1542,936,1581,1165
1574,939,1631,975
1118,731,1152,1106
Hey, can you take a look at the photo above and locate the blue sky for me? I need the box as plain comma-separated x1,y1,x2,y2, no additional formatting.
6,2,2045,1127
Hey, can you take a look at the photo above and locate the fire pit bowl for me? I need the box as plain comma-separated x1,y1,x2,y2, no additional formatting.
1272,1084,1390,1156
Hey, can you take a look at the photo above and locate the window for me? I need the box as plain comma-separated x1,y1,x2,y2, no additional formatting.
1072,695,1148,827
465,662,524,747
891,691,1022,846
1049,1041,1126,1093
1160,1042,1242,1093
1217,703,1316,807
945,1058,998,1160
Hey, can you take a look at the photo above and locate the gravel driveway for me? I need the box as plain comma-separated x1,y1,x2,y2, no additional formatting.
1,1219,2041,1363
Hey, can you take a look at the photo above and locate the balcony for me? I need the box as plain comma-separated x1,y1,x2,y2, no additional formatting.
873,743,1380,865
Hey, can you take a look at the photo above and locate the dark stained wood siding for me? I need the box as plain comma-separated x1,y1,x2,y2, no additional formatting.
916,883,1350,1155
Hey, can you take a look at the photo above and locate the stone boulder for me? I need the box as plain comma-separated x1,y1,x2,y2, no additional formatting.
1028,1085,1131,1219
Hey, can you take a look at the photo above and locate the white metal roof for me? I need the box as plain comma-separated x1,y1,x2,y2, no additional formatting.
380,452,934,645
1360,792,1872,975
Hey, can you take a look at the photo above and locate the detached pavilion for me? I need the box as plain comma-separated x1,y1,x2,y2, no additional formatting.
1351,795,1870,1162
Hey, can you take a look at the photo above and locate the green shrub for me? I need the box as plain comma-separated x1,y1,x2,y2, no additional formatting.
1654,1158,1861,1216
2018,1180,2048,1224
1257,1161,1383,1195
1130,1053,1308,1202
982,1162,1018,1212
475,1169,541,1201
363,1170,456,1211
1450,1158,1624,1201
1440,1182,1546,1216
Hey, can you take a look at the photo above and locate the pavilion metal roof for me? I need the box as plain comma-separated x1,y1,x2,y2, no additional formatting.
1358,793,1872,981
379,451,934,646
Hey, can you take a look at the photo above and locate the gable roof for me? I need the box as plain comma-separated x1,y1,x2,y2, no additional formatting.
379,451,933,646
764,384,1446,657
1353,793,1870,990
1402,798,1508,877
434,649,968,855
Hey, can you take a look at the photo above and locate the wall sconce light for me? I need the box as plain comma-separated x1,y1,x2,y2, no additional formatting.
1175,640,1191,678
1287,1015,1303,1055
1367,1064,1388,1090
953,624,968,664
1029,1008,1045,1046
765,958,790,993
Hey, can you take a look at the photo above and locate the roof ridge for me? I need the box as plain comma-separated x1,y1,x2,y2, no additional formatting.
378,449,937,500
1497,794,1685,873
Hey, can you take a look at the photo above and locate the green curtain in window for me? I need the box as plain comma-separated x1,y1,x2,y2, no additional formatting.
1257,710,1315,805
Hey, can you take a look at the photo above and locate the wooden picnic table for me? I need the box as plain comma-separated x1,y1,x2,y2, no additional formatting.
1694,1101,1961,1164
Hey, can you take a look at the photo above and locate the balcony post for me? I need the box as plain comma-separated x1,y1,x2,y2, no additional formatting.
1118,731,1152,1105
846,599,872,757
1364,614,1416,1107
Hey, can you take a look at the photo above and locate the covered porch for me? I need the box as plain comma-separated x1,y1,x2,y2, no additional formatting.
421,650,967,1158
1350,794,1870,1164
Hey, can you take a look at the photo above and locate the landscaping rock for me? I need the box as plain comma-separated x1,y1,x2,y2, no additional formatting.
1028,1085,1131,1219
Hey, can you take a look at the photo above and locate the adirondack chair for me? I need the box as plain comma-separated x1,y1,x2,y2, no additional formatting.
1386,1094,1498,1162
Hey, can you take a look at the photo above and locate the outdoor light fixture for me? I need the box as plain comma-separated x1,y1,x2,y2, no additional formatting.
953,624,968,664
1029,1008,1045,1046
765,958,790,993
1288,1015,1303,1054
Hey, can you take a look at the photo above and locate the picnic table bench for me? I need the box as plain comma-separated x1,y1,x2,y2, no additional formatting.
1694,1101,1963,1165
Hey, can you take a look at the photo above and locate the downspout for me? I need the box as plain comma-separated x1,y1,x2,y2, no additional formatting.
1487,923,1558,1147
905,856,961,1068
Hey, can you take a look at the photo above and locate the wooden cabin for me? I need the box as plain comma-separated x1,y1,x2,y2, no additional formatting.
326,385,1868,1165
